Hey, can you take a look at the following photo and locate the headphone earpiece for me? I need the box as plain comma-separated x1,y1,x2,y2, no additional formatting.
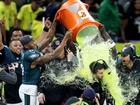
129,46,136,60
98,59,108,69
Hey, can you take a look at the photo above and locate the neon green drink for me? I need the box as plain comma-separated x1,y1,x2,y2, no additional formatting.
77,25,124,105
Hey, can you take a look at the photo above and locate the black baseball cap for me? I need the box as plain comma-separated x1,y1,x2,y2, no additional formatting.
20,35,33,46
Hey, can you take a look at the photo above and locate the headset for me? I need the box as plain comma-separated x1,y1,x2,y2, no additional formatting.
121,46,136,60
89,59,108,74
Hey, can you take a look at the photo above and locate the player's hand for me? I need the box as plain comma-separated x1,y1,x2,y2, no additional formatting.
38,93,46,104
67,49,74,62
65,30,72,40
45,17,52,29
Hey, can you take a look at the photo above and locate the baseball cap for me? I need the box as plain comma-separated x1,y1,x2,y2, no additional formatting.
82,87,96,101
20,35,33,46
121,46,133,57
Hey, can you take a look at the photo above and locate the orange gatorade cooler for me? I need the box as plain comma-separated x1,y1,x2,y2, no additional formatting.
56,0,102,43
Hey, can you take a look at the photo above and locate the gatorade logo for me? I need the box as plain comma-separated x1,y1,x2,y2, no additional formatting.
78,10,87,19
77,2,88,20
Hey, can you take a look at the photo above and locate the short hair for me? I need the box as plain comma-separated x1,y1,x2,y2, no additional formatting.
10,28,22,36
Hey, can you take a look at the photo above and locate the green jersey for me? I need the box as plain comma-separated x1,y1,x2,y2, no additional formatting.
22,49,41,85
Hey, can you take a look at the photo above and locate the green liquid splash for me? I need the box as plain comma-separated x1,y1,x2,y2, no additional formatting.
42,25,125,105
77,26,124,105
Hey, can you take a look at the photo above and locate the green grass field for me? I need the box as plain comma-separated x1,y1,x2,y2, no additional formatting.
116,42,140,55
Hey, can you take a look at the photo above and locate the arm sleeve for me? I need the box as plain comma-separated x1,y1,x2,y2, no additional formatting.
0,67,17,84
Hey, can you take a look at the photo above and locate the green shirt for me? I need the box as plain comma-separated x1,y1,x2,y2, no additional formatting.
22,49,41,85
32,20,43,41
17,4,43,32
98,0,121,33
0,1,17,31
